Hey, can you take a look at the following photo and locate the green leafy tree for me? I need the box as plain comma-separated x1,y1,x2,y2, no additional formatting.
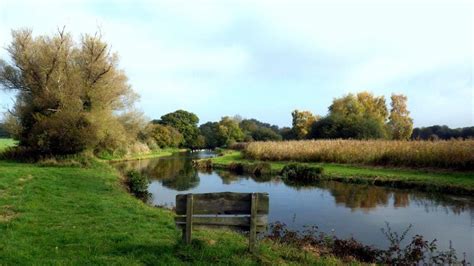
140,124,183,149
0,28,137,155
291,110,320,139
240,119,282,141
217,116,244,146
388,94,413,140
157,110,200,148
199,122,220,149
313,91,389,139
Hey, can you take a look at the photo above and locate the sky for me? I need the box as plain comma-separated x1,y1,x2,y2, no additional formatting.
0,0,472,128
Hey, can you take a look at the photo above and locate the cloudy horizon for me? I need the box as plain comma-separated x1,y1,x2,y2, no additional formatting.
0,0,472,128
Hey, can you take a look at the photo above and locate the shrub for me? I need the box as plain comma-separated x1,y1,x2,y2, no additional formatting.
126,170,150,201
280,164,324,183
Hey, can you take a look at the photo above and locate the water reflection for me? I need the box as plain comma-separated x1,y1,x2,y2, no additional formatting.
116,155,474,214
206,169,473,214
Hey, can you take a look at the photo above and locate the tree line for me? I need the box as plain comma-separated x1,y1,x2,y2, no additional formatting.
0,29,472,158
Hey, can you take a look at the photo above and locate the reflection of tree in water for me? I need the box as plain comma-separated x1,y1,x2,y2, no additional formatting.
324,182,394,212
215,170,273,185
409,193,474,215
114,157,474,214
320,181,473,214
115,157,199,191
153,159,199,191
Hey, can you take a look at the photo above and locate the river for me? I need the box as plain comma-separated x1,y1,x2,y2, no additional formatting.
113,151,474,260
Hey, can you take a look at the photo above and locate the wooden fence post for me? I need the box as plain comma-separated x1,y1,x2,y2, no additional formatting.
249,193,258,253
185,194,193,244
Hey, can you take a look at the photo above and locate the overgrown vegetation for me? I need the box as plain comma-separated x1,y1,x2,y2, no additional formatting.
267,222,469,265
244,139,474,169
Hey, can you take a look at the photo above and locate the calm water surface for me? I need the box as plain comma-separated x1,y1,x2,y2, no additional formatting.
114,151,474,260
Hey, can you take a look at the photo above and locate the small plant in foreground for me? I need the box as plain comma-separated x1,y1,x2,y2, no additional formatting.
126,170,150,201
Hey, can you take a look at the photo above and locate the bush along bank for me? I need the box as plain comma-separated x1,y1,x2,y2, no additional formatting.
280,163,324,184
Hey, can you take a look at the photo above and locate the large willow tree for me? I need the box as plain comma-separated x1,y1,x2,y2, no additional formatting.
0,28,137,155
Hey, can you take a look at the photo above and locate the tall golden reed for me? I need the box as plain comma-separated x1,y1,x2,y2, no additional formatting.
244,140,474,169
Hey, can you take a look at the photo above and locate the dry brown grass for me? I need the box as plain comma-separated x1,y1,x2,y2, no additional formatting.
244,139,474,169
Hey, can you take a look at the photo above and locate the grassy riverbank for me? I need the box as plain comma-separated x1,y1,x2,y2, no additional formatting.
0,138,16,151
208,151,474,195
102,148,187,162
0,158,343,265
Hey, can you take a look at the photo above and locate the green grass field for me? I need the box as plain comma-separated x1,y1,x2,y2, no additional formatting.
0,138,16,151
211,151,474,194
0,158,342,265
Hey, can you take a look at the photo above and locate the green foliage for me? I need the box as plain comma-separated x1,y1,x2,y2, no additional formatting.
280,163,324,183
217,116,245,147
157,110,201,148
126,170,150,199
240,119,282,141
311,114,388,139
199,122,220,149
0,28,137,156
140,123,183,149
309,91,414,140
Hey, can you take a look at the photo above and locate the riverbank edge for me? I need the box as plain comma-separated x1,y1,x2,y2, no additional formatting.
101,148,187,162
195,151,474,196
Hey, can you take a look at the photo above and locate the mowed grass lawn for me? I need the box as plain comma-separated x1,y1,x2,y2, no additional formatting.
0,138,16,151
0,159,342,265
212,151,474,193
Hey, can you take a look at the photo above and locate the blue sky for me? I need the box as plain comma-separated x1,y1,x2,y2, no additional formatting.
0,0,472,127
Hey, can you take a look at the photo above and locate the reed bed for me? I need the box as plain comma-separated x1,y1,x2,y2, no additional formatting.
243,139,474,169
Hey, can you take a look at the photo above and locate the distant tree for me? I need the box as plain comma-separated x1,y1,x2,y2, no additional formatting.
388,94,413,140
411,125,474,140
240,118,282,141
329,92,388,124
199,122,220,149
311,91,390,139
157,110,200,148
310,114,386,139
279,127,295,140
291,110,319,139
0,122,9,137
0,28,137,155
217,116,244,146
